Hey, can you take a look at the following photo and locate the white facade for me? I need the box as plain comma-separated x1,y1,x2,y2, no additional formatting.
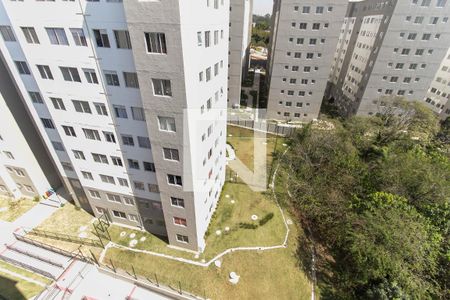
425,47,450,117
0,0,228,251
266,0,349,121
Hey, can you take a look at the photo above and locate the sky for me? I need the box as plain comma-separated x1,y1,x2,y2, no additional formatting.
253,0,273,15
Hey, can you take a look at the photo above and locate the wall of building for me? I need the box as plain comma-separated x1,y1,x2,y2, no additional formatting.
424,47,450,116
266,0,348,121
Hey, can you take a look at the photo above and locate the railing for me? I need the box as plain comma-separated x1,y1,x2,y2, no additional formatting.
5,244,64,268
0,254,56,280
13,232,92,263
24,227,103,248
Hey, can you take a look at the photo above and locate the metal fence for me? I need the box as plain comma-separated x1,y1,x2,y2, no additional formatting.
24,227,104,248
0,254,56,280
227,119,298,137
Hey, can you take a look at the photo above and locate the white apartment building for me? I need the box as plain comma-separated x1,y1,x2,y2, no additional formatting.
228,0,253,107
0,58,61,200
0,0,229,251
326,0,450,116
424,47,450,118
266,0,349,121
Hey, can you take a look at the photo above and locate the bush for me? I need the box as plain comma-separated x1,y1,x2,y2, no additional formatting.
33,195,40,202
259,213,274,226
239,222,258,229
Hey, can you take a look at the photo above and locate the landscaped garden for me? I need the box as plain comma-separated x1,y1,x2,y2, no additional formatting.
0,260,51,300
0,197,38,222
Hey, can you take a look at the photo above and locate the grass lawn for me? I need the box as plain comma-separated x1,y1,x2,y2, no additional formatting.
0,260,51,300
227,125,285,171
0,197,38,222
29,203,104,258
104,221,311,300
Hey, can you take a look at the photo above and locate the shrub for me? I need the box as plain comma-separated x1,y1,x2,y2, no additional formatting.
259,213,274,226
33,195,40,202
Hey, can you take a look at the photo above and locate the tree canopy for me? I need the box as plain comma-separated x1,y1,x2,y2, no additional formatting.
278,100,449,299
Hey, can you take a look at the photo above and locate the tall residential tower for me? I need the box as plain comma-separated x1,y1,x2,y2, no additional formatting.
0,0,229,251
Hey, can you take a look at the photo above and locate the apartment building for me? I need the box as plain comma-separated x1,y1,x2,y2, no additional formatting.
0,0,229,251
326,0,450,116
0,57,62,200
424,47,450,118
228,0,253,107
266,0,349,121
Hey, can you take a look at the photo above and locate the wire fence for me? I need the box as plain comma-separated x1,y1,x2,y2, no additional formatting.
24,227,104,248
0,254,56,280
227,119,297,137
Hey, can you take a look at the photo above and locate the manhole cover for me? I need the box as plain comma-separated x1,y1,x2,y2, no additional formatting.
129,239,138,247
129,233,136,239
251,215,258,221
216,230,222,236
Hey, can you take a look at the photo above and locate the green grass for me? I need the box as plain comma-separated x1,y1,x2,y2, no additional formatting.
0,260,51,300
104,220,311,300
29,203,103,258
0,197,38,222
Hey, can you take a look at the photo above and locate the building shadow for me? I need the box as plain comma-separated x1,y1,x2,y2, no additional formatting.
0,275,27,300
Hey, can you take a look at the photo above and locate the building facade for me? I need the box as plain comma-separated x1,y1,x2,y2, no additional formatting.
0,57,62,200
228,0,253,107
326,0,450,116
424,47,450,118
0,0,229,251
266,0,349,121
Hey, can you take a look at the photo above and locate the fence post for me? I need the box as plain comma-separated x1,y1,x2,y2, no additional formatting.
110,259,116,273
89,249,99,265
178,281,182,294
132,265,137,280
155,273,159,287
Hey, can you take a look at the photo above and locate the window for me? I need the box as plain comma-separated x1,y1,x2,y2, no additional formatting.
72,100,91,113
112,210,126,219
61,162,74,172
415,49,424,56
104,71,120,86
46,28,69,45
100,174,115,184
197,31,202,46
206,67,211,81
143,162,155,172
122,135,134,146
395,63,404,69
0,26,15,41
214,63,219,76
148,184,159,193
62,125,76,137
134,181,145,190
52,141,65,151
70,28,87,46
167,174,182,186
107,194,121,203
176,234,189,243
128,159,140,169
409,63,418,70
83,128,101,140
21,27,39,44
205,31,210,47
171,197,184,208
145,32,167,53
152,79,172,96
299,23,307,29
174,217,187,227
137,136,151,148
158,116,176,132
111,156,123,166
430,17,439,24
118,178,128,187
214,30,219,45
103,131,116,143
422,33,431,40
93,29,110,47
92,153,108,164
81,171,93,180
60,67,81,82
114,105,128,118
51,97,66,110
124,197,135,206
114,30,131,49
407,33,417,40
94,103,108,116
15,61,30,75
316,6,324,13
83,69,98,84
401,49,410,55
437,0,447,7
130,107,145,121
3,151,14,159
41,118,55,129
414,16,424,24
73,150,85,160
89,190,101,198
421,0,431,5
302,6,310,13
312,23,320,30
36,65,53,80
199,71,203,82
123,72,139,88
163,148,179,161
29,92,43,103
390,76,399,82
